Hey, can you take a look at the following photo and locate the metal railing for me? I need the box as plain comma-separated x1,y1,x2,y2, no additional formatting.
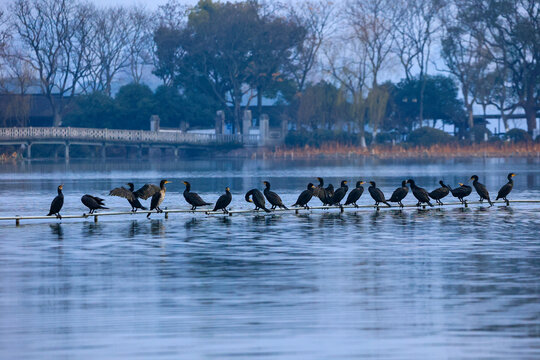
0,127,260,146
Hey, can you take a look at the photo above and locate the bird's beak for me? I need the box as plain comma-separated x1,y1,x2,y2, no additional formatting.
360,181,365,185
59,184,63,189
512,174,516,177
459,183,463,186
166,181,171,184
226,187,230,191
183,181,187,185
248,199,253,202
469,177,473,181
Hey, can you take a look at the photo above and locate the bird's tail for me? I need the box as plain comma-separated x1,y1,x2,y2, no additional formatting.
204,202,212,206
280,204,288,210
140,206,148,210
99,206,109,210
384,201,391,207
428,201,434,207
262,207,271,213
47,212,53,216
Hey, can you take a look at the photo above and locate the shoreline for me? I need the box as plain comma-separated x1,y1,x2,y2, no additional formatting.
224,142,540,159
2,142,539,162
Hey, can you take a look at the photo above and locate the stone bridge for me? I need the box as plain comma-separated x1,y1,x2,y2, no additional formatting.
0,126,260,159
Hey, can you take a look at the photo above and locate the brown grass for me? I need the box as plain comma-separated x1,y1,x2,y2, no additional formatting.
239,142,540,159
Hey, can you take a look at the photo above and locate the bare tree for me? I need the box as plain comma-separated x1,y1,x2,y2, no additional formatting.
393,0,444,127
346,0,396,89
83,6,131,96
11,0,93,126
0,9,10,63
288,0,335,93
127,6,154,84
441,25,487,139
325,37,369,148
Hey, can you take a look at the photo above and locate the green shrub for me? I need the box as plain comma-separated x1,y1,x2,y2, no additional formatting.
407,127,454,146
506,128,532,142
375,132,394,144
470,125,492,142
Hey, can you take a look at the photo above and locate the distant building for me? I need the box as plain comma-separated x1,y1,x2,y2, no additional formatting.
0,94,70,127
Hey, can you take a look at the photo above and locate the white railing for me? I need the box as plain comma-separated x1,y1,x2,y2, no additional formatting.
0,127,260,146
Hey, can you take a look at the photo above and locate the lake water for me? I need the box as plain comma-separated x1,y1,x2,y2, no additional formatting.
0,157,539,359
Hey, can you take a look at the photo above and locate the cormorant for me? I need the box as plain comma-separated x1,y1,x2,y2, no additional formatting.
81,194,108,214
407,179,434,207
429,180,450,205
109,183,147,212
213,187,232,213
387,180,408,208
344,181,365,207
368,181,391,207
183,181,212,210
147,180,171,218
47,184,64,219
329,180,348,206
449,183,472,205
245,189,271,213
292,183,315,209
496,173,515,205
315,177,327,204
470,175,493,206
322,183,334,205
263,181,288,210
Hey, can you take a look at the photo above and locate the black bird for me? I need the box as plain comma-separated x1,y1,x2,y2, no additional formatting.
496,173,515,205
407,179,434,207
429,180,450,205
449,183,472,205
147,180,171,218
213,187,232,213
470,175,493,206
329,180,349,206
109,183,147,212
344,181,365,207
322,183,335,205
245,189,271,213
387,180,409,208
314,177,326,203
183,181,212,210
263,181,288,210
368,181,391,208
47,184,64,219
292,183,315,209
81,194,108,214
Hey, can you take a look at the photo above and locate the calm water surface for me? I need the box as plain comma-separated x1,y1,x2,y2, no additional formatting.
0,157,539,359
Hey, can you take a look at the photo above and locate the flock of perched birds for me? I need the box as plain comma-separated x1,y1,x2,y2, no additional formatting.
46,173,516,219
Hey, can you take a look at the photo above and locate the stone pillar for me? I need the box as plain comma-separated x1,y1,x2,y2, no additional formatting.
242,110,252,135
101,144,107,158
65,143,70,160
215,110,225,135
150,115,160,132
259,114,269,146
137,145,143,158
174,147,179,158
26,143,32,159
281,119,288,141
